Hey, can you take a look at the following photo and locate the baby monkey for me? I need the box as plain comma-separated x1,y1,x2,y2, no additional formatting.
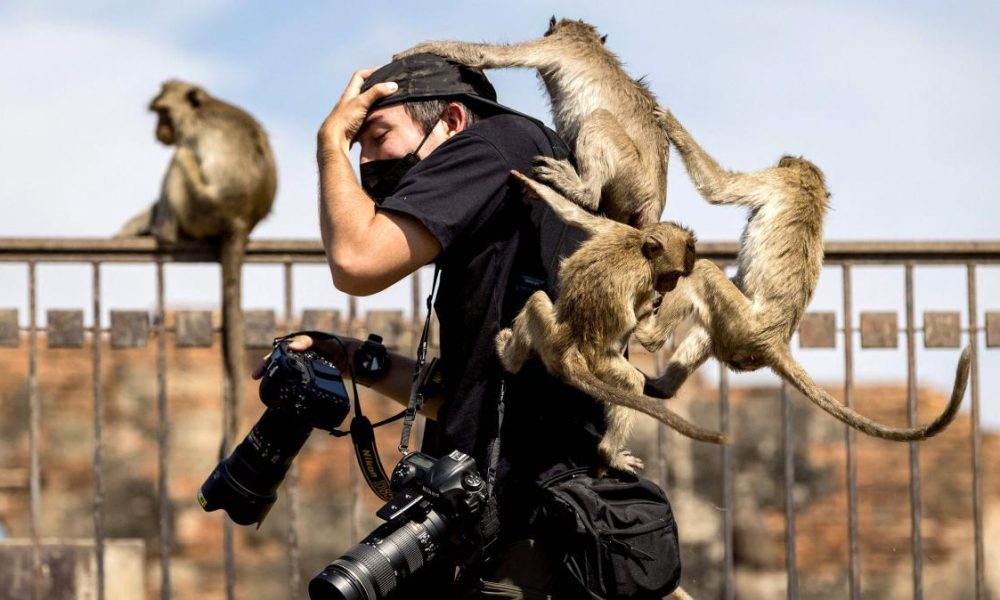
395,17,668,228
637,109,971,442
496,171,726,474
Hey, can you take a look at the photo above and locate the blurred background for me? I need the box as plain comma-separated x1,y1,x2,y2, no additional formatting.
0,1,997,598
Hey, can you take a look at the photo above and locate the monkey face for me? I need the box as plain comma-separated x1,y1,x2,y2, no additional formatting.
641,223,697,293
149,80,207,146
153,109,175,145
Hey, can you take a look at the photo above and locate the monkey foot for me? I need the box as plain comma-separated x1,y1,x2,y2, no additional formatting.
611,450,645,474
601,446,644,474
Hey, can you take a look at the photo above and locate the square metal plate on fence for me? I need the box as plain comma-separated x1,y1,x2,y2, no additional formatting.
860,312,898,348
244,310,276,348
110,311,150,348
986,312,1000,348
365,310,405,349
47,310,85,348
175,311,214,347
301,309,342,334
923,311,961,348
0,309,18,347
798,312,836,348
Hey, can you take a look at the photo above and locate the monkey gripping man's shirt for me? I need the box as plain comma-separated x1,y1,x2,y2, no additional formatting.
378,114,606,496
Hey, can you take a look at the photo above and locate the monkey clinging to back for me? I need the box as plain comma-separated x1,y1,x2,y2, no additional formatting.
496,171,726,475
118,80,277,448
395,16,669,228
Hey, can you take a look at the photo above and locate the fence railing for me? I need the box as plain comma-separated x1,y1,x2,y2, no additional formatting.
0,237,996,600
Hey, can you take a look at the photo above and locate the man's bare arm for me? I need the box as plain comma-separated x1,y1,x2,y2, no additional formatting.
317,69,441,296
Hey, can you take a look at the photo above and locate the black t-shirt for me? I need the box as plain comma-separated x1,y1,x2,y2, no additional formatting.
378,113,606,522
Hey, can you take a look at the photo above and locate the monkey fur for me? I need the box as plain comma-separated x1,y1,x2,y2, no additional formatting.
395,17,668,229
118,80,277,449
637,108,971,442
496,170,727,474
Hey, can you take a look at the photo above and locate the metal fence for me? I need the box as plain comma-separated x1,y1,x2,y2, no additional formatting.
0,238,996,600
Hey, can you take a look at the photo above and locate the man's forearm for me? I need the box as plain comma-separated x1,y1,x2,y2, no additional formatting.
317,146,376,274
315,337,439,420
366,350,441,420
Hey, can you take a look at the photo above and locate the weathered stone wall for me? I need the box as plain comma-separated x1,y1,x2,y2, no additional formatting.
0,328,996,599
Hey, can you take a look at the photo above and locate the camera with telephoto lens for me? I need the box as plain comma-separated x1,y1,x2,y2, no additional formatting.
309,450,490,600
197,338,351,526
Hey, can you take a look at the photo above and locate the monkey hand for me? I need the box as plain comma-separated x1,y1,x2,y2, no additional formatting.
393,42,484,67
319,68,399,155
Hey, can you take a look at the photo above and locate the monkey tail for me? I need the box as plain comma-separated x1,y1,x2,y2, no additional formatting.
220,232,248,452
561,349,728,445
769,345,971,442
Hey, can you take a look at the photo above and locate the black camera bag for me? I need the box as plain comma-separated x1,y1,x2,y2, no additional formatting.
535,468,681,600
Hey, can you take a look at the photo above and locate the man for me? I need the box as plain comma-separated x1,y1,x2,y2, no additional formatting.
268,54,607,598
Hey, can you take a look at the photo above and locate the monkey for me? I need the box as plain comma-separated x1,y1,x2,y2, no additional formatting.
636,108,972,442
495,170,727,475
394,16,669,229
117,80,277,451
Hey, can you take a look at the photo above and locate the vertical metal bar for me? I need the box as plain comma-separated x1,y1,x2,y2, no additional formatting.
904,264,923,599
966,264,985,599
156,260,172,600
347,293,361,542
27,262,42,600
654,348,669,494
720,364,734,600
283,263,302,598
91,262,106,600
842,265,861,600
411,270,421,354
782,380,798,599
222,284,236,600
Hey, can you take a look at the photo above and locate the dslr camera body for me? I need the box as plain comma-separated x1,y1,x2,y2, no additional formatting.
198,339,351,525
310,450,489,599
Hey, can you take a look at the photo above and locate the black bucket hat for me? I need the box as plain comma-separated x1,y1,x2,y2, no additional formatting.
361,53,533,119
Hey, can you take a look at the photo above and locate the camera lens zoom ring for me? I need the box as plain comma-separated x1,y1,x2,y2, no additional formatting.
343,542,397,598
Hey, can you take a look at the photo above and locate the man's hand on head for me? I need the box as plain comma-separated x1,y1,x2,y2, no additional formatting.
318,68,398,158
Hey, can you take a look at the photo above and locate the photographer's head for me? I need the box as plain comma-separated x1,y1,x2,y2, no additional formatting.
355,54,521,201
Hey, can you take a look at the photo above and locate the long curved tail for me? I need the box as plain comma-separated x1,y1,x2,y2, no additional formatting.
220,233,247,453
562,349,728,445
770,345,971,442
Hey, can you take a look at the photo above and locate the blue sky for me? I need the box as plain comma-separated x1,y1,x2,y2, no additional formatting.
0,1,998,425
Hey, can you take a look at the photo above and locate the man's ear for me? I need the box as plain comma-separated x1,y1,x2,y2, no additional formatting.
442,102,468,137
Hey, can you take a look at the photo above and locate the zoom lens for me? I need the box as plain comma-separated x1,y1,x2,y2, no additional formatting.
198,407,312,526
309,510,448,600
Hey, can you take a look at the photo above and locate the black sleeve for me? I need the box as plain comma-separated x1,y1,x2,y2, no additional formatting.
377,132,513,256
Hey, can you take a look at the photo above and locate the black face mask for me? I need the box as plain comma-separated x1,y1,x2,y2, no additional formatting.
359,125,435,204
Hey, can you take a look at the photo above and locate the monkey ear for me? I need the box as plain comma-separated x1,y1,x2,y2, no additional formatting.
641,237,663,259
550,15,557,28
185,88,205,109
600,34,608,44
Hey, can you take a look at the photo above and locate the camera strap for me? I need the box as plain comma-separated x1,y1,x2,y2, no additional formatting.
398,265,441,455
